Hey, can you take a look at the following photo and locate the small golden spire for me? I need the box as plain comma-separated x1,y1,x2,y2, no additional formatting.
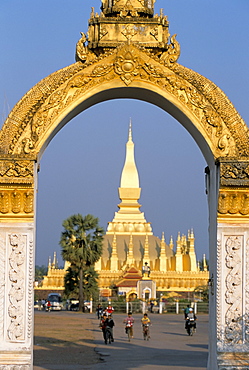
144,233,150,260
169,236,174,250
129,118,132,141
161,231,165,243
203,254,207,271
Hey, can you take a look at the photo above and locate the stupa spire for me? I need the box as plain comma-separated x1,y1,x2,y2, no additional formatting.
143,233,150,263
110,233,119,271
106,121,153,235
120,119,139,189
159,232,167,271
129,118,132,141
127,233,135,266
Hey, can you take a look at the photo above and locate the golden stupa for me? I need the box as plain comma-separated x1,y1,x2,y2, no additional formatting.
36,122,208,300
95,122,208,299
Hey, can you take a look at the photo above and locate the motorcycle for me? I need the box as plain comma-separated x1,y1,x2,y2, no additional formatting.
186,318,196,336
142,323,150,340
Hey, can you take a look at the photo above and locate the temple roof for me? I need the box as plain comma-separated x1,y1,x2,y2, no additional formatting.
116,266,142,287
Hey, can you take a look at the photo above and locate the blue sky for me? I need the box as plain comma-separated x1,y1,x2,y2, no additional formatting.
1,1,249,266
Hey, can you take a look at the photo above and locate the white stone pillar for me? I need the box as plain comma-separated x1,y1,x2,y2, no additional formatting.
176,301,179,315
216,224,249,368
0,158,36,370
0,223,35,369
213,159,249,369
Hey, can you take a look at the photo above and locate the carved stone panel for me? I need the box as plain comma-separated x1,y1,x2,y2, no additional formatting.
0,224,34,349
217,226,249,353
0,233,5,343
0,224,34,368
7,233,27,342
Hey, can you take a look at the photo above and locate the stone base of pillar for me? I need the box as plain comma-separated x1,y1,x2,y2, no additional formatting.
218,352,249,369
0,351,32,369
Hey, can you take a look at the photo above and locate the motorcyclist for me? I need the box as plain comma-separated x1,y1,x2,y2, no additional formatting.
185,307,197,332
141,313,151,339
123,312,135,338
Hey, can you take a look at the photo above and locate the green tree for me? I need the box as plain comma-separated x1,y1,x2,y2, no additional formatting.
194,285,209,302
35,265,48,282
60,214,104,311
64,265,99,302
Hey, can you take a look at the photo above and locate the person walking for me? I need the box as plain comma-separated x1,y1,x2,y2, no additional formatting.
46,300,51,312
105,314,115,343
96,303,103,319
99,313,108,343
184,304,190,319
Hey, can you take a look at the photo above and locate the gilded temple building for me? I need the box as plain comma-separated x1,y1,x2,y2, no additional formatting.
94,122,209,299
37,123,209,300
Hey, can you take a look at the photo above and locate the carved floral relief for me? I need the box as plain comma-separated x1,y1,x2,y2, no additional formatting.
225,236,243,345
0,233,5,341
246,238,249,344
7,234,26,341
114,46,141,85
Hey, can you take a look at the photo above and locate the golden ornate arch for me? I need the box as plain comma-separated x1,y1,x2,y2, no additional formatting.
1,41,248,159
1,40,249,220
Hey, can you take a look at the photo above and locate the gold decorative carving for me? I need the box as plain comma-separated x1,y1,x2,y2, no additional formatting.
0,192,9,214
0,160,33,181
99,25,108,40
0,42,238,159
11,192,21,214
202,105,222,137
0,36,246,159
114,44,141,85
218,190,249,215
92,64,113,77
121,24,137,41
150,27,159,41
0,189,34,216
173,63,249,157
0,2,248,162
160,34,180,66
76,32,97,63
23,191,34,214
219,160,249,186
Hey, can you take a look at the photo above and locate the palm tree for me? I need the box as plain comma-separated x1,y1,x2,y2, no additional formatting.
60,214,104,311
64,265,99,302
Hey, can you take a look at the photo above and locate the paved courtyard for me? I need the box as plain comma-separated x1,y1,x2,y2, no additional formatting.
34,311,208,370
